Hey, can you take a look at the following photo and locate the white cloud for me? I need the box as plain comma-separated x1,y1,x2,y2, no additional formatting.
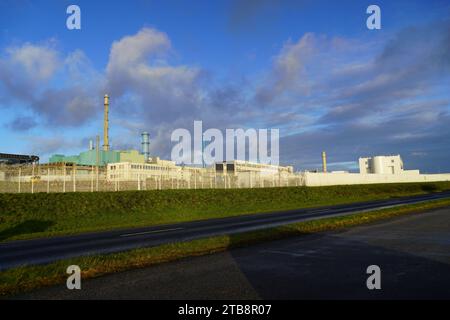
6,43,59,83
105,27,203,125
0,42,101,127
255,33,316,105
107,28,171,72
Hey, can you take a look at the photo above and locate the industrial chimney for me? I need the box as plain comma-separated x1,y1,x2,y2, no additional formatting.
322,151,327,173
103,94,110,151
141,132,150,161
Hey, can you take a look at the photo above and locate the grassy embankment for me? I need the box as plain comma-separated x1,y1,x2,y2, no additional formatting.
2,197,450,297
1,181,450,242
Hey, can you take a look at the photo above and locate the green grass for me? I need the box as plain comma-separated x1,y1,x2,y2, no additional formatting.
2,197,450,298
1,181,450,242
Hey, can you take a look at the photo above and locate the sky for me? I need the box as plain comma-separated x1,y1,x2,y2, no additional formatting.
0,0,449,172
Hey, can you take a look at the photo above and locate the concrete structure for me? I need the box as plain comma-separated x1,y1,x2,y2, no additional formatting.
106,158,299,189
107,159,212,183
148,156,177,167
213,160,297,188
303,171,450,186
322,151,327,173
359,155,419,175
49,149,145,167
103,94,110,151
63,153,450,188
304,154,449,186
0,153,39,165
215,160,294,176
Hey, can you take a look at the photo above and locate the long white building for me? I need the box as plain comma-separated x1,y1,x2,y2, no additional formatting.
107,157,212,181
215,160,294,175
306,155,450,186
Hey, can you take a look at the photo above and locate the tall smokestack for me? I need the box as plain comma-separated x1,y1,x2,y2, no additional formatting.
322,151,327,173
141,132,150,161
103,94,110,151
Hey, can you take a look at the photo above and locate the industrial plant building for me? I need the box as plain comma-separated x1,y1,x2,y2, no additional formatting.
2,93,450,193
49,149,145,167
215,160,293,176
48,96,149,167
358,155,420,175
303,153,450,186
42,94,298,188
0,153,39,165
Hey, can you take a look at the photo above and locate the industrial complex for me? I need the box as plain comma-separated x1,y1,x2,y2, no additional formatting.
1,94,450,193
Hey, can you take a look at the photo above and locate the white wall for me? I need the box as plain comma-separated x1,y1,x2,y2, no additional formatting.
304,172,450,187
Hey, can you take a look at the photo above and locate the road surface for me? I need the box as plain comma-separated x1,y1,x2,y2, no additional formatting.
1,191,450,271
14,205,450,299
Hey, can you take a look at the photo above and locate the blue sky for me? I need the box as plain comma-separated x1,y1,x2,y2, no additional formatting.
0,0,449,172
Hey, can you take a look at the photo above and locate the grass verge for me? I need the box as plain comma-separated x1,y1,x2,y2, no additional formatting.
2,197,450,298
1,181,450,242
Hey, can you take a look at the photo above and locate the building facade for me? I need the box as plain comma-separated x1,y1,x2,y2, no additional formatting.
50,149,145,167
215,160,294,176
358,155,418,175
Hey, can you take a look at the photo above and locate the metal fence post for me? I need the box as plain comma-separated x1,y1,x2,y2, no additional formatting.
73,165,76,192
47,167,50,193
31,162,35,194
96,166,99,192
194,171,197,189
91,166,94,192
18,167,21,193
63,164,66,193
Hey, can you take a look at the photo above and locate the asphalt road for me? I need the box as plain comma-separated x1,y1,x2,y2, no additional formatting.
15,205,450,299
1,191,450,271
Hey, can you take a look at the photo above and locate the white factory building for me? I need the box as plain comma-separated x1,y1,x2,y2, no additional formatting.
358,155,419,175
303,154,450,187
108,157,210,181
105,153,450,189
107,158,300,188
215,160,293,175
